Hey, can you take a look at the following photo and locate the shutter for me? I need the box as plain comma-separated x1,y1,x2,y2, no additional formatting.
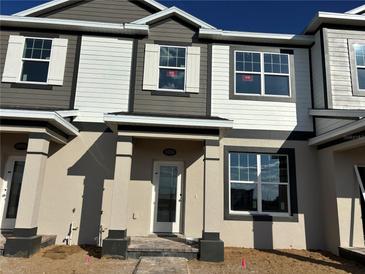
143,44,159,90
2,35,25,83
185,46,201,93
47,38,68,86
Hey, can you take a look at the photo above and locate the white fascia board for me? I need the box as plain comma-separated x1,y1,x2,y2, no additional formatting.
309,118,365,146
346,4,365,15
305,12,365,34
0,15,149,35
132,6,216,29
56,109,79,118
104,114,233,129
0,108,79,136
199,28,314,46
14,0,166,16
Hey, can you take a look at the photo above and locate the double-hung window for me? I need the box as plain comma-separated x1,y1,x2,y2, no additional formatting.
229,152,290,215
235,51,290,96
21,38,53,83
158,46,186,91
354,44,365,91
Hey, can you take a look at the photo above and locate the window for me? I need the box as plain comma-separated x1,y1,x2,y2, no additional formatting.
20,38,52,83
354,44,365,91
229,152,290,215
235,51,290,96
158,46,186,91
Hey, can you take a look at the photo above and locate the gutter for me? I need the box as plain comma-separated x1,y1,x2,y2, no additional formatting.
0,15,149,35
0,108,79,136
199,29,314,46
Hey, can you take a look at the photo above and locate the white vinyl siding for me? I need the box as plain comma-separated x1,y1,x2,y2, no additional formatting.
74,36,133,122
211,45,313,131
2,35,25,83
324,28,365,109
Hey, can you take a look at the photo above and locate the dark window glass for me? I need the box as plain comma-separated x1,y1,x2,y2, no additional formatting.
236,52,260,72
261,184,288,212
265,75,290,96
231,183,257,211
261,155,288,183
159,69,185,90
157,166,178,222
236,73,261,94
230,152,257,181
264,53,289,74
23,38,52,60
358,68,365,90
159,46,186,68
6,161,25,219
21,61,49,82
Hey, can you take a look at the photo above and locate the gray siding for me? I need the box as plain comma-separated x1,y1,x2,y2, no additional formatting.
311,31,325,109
133,17,208,116
315,117,353,135
41,0,155,23
324,28,365,109
0,29,78,110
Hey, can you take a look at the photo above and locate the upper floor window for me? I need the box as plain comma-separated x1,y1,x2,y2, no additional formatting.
354,44,365,91
229,152,290,215
235,51,290,97
21,38,53,83
158,46,186,91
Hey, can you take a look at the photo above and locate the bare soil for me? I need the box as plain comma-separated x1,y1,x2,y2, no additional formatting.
0,245,363,274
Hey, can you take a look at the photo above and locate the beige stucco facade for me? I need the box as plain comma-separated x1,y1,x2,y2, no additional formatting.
1,130,364,254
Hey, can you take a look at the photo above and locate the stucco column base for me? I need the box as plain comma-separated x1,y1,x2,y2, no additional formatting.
102,230,129,259
4,228,41,257
199,232,224,262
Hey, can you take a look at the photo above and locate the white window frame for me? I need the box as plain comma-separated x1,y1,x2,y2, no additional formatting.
354,44,365,93
228,152,291,217
17,36,53,85
157,45,187,92
234,50,291,97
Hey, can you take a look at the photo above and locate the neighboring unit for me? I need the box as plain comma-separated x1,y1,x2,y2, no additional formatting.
0,0,364,262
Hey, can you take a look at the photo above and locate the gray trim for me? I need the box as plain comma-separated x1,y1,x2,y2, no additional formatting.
150,90,190,97
117,136,133,143
309,46,317,135
128,39,138,112
321,28,333,108
206,43,212,116
19,31,60,38
69,35,82,109
116,154,133,158
223,146,299,222
205,140,220,147
10,83,53,90
71,122,111,132
29,132,51,140
153,40,193,47
26,151,49,157
229,45,296,103
348,39,365,97
309,108,365,118
223,129,314,140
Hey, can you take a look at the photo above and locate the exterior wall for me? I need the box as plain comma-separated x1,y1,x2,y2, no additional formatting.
218,137,324,249
132,17,208,116
0,29,78,110
73,36,133,122
211,45,313,131
324,28,365,109
311,31,326,109
40,0,156,23
318,145,365,254
315,117,354,135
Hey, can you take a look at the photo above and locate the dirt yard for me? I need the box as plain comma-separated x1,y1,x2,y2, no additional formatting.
0,245,363,274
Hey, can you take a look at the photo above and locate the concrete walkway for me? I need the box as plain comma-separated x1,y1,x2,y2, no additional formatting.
134,257,189,274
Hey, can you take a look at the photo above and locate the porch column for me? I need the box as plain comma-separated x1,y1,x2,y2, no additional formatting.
200,140,224,262
102,136,133,258
4,133,50,257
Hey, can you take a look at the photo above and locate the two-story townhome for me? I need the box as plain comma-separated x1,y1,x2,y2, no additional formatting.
0,0,364,262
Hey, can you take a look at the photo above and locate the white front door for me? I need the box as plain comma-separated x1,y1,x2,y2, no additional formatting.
0,156,26,229
152,161,184,233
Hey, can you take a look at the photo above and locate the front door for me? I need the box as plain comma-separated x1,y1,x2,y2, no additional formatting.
152,161,184,233
0,156,26,229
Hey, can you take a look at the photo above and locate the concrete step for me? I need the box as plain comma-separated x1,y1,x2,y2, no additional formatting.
339,247,365,265
134,256,189,274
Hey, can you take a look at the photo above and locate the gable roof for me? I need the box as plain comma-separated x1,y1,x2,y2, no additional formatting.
346,4,365,15
13,0,166,16
132,6,216,29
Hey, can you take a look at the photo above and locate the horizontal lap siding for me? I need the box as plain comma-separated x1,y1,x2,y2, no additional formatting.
73,36,132,122
315,117,353,135
211,45,313,131
133,18,208,116
42,0,154,23
325,28,365,109
0,29,77,110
